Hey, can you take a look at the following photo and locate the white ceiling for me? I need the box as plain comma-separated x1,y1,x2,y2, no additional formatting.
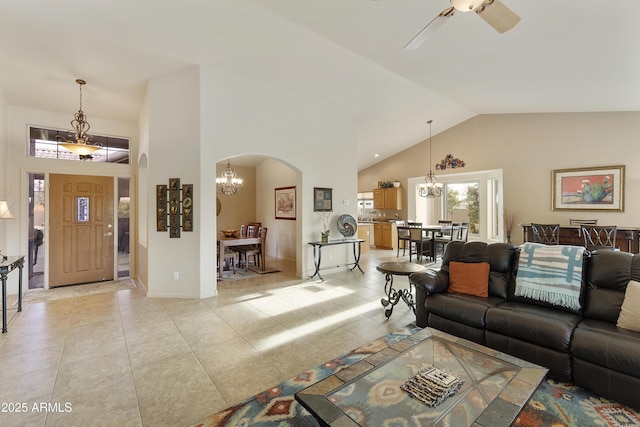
1,1,638,170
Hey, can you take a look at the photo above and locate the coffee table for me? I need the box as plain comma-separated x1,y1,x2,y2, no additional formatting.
295,328,548,427
376,262,427,318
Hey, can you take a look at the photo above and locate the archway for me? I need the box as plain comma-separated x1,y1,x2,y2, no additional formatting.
215,154,302,280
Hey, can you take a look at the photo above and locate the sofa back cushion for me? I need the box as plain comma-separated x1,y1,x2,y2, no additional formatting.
441,241,518,299
617,280,640,332
584,250,640,323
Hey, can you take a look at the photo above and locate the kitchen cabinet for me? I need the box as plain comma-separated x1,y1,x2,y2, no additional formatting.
357,223,372,254
372,188,402,210
373,222,398,250
373,189,385,209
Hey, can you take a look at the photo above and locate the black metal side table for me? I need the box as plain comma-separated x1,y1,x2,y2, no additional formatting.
1,255,25,333
308,239,365,281
376,262,427,319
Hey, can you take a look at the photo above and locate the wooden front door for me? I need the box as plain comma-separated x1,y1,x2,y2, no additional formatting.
49,174,114,287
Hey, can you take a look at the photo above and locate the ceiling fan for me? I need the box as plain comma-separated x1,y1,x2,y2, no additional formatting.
402,0,521,50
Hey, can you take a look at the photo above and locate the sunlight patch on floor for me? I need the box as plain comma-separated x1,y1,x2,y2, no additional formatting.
251,300,381,351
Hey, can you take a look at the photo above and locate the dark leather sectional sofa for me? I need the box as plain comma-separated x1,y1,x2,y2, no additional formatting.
409,240,640,410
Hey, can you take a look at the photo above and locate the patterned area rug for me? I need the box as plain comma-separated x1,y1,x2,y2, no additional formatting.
513,380,640,427
192,325,640,427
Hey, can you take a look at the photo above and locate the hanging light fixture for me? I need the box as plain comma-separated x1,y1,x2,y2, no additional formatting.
418,120,443,198
216,160,243,195
450,0,484,12
57,79,102,156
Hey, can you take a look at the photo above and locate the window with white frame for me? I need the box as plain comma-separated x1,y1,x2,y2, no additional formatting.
28,126,130,164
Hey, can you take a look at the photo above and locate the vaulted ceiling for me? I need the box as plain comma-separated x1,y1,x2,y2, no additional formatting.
1,1,638,170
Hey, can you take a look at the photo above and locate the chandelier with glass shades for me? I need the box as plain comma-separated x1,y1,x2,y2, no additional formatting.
57,79,103,157
418,120,443,198
216,160,243,195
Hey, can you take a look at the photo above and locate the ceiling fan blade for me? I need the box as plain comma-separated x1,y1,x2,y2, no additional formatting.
476,0,520,33
403,7,455,51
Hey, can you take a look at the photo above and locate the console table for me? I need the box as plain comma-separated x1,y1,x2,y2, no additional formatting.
1,255,25,333
308,239,365,281
522,224,640,254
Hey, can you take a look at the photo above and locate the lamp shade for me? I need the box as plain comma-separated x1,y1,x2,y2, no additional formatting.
0,200,13,219
60,142,102,155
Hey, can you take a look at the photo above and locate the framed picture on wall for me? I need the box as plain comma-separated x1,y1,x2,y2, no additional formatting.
552,165,625,212
275,186,296,220
314,187,332,212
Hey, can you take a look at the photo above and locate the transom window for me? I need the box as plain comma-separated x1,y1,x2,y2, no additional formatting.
29,126,130,164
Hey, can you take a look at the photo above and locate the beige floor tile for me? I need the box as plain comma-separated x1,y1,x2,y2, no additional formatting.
47,370,141,427
0,367,56,427
127,332,192,370
133,352,226,427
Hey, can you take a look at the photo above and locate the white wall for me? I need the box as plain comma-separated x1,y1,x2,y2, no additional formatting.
199,66,359,280
145,67,204,298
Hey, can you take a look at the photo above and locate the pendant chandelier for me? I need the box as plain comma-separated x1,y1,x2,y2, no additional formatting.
216,160,243,195
57,79,102,157
418,119,443,198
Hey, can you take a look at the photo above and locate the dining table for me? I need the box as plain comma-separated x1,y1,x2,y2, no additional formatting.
217,234,264,279
398,224,447,262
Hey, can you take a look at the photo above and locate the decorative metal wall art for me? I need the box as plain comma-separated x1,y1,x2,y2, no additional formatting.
436,154,466,170
156,178,194,238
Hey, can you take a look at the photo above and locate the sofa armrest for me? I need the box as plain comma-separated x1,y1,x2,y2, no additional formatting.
409,269,449,294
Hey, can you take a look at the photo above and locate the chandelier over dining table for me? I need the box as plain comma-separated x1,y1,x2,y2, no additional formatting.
418,119,443,198
216,160,243,195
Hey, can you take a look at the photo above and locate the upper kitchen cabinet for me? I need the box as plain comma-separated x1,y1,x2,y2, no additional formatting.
373,187,402,210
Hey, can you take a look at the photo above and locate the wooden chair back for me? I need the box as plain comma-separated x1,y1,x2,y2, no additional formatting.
582,225,617,250
247,225,258,238
456,222,469,242
531,223,560,245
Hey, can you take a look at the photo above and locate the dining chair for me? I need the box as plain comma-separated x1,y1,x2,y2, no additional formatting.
531,223,560,245
247,225,258,238
218,241,236,274
433,222,455,259
409,226,432,263
237,227,268,271
434,220,453,238
581,225,617,251
455,222,469,242
405,222,423,258
395,221,410,257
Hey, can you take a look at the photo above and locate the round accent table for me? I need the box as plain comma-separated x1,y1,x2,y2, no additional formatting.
376,262,427,319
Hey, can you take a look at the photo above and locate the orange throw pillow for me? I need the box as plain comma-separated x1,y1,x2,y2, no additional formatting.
448,261,490,298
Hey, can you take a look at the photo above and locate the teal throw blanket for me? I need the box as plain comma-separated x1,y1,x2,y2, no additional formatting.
515,243,585,311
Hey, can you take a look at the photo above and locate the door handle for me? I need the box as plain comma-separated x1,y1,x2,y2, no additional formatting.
104,232,113,236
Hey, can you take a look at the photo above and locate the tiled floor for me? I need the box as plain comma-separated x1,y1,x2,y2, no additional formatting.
0,248,427,427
